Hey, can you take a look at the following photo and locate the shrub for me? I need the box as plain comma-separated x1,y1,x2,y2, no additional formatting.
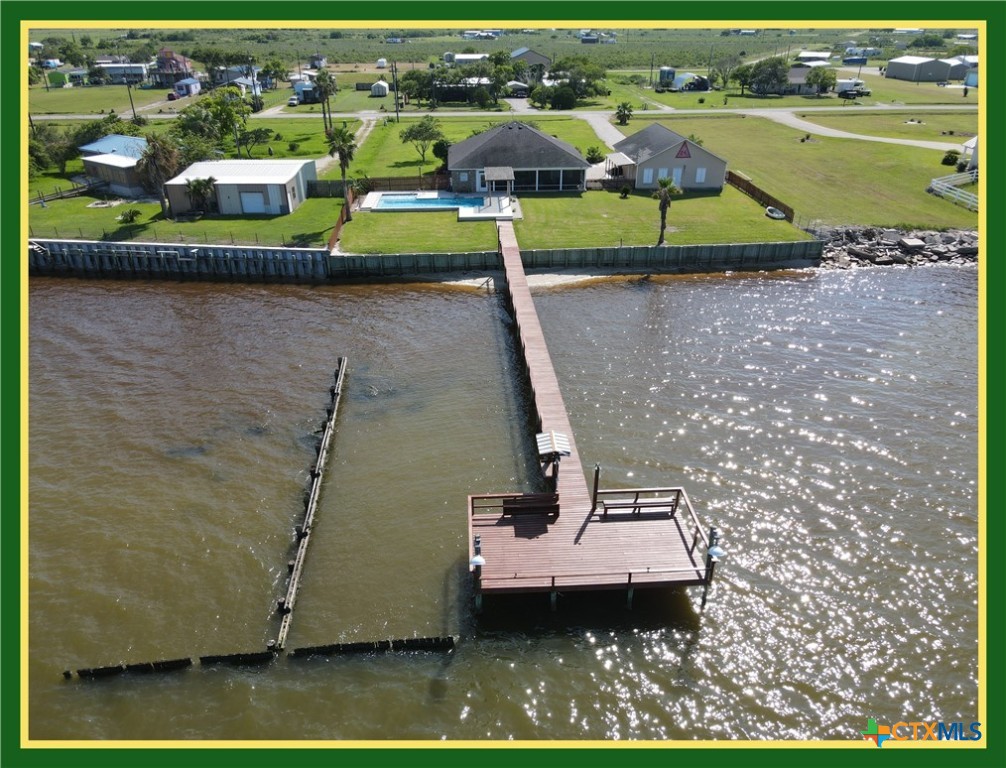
273,132,283,141
288,142,300,152
550,85,577,110
698,97,705,104
956,160,968,173
585,146,605,164
620,185,631,199
118,208,142,224
941,150,960,166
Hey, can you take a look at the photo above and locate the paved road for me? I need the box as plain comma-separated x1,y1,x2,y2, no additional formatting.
34,101,977,153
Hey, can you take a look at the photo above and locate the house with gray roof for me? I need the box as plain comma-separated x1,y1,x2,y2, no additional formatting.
448,122,590,193
510,47,551,72
608,124,727,192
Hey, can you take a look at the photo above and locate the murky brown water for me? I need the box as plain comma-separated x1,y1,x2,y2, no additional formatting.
28,265,978,741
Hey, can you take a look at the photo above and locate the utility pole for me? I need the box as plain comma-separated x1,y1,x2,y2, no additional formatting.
126,81,137,121
392,61,401,123
649,52,654,86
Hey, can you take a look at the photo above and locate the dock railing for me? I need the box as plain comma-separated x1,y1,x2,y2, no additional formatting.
591,485,708,555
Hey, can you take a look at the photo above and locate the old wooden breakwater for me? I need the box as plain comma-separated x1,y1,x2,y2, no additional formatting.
63,358,455,682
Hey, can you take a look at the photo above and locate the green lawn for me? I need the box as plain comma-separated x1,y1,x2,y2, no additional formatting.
242,117,360,159
338,211,499,254
793,110,977,141
621,115,978,229
29,83,169,115
349,116,607,179
513,187,813,250
28,196,342,248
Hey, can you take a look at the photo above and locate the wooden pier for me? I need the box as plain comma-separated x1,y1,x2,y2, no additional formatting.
468,223,719,609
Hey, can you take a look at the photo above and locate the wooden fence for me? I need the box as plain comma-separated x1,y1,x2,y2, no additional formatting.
726,171,795,222
327,188,356,251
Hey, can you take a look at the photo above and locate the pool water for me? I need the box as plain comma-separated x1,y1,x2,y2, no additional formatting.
374,193,485,210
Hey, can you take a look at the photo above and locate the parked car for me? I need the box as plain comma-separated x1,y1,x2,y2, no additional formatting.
167,92,178,101
838,87,871,99
287,95,299,107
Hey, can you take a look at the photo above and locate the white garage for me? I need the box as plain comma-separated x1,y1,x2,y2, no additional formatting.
164,159,318,218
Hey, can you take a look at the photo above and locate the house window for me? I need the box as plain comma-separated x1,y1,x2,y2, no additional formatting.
672,167,683,187
696,167,707,184
657,168,668,179
460,172,469,181
642,168,654,185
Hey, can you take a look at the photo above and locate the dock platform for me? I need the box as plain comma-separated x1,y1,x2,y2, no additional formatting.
468,223,718,607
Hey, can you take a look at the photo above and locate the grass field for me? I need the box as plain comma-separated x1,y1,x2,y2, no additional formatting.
28,83,169,115
28,196,342,247
620,115,977,229
348,116,606,179
793,110,977,141
338,211,499,253
513,187,813,250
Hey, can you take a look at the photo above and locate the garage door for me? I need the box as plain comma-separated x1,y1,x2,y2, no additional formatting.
240,191,266,214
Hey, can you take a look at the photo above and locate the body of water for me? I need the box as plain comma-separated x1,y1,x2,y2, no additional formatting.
27,264,978,742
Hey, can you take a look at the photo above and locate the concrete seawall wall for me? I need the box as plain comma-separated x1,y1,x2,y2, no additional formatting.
28,238,823,283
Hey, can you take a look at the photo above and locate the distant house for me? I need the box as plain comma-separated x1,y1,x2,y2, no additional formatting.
510,47,551,72
174,77,201,97
309,54,327,69
448,121,590,193
97,62,149,85
795,51,833,63
151,48,194,87
445,52,489,67
580,35,599,44
784,67,823,95
607,123,727,192
164,159,318,217
68,69,88,87
78,134,149,197
885,55,950,82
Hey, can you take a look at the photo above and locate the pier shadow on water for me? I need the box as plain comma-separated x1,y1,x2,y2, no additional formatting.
470,587,701,637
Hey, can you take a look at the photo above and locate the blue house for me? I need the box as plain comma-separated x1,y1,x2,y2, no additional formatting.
174,77,201,97
78,134,149,159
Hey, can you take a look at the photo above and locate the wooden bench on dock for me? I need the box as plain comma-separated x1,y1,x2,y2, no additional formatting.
501,493,560,518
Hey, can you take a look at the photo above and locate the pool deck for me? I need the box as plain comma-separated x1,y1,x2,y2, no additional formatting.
358,191,518,221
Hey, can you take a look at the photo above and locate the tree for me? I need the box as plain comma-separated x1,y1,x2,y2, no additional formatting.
654,177,682,246
750,57,789,95
432,138,451,168
185,176,216,212
615,101,633,125
528,62,546,84
136,133,182,218
734,64,753,95
549,56,606,97
326,125,357,220
174,86,251,154
550,85,577,110
805,67,837,95
314,70,338,134
238,127,275,157
711,54,742,90
400,115,444,166
529,84,552,109
259,58,287,89
473,86,491,108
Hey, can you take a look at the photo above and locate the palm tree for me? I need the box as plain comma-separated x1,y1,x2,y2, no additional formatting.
136,133,181,219
654,177,682,246
314,70,337,133
327,125,357,221
185,176,216,213
615,101,633,125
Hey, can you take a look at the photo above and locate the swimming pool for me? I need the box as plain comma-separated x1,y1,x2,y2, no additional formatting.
374,193,486,211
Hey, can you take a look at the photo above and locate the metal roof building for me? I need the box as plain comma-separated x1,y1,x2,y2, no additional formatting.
164,159,317,217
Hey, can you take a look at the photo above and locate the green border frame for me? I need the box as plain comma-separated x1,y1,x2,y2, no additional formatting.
3,1,1000,766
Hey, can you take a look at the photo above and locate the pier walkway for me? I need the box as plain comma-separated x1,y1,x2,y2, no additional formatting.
468,222,715,606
